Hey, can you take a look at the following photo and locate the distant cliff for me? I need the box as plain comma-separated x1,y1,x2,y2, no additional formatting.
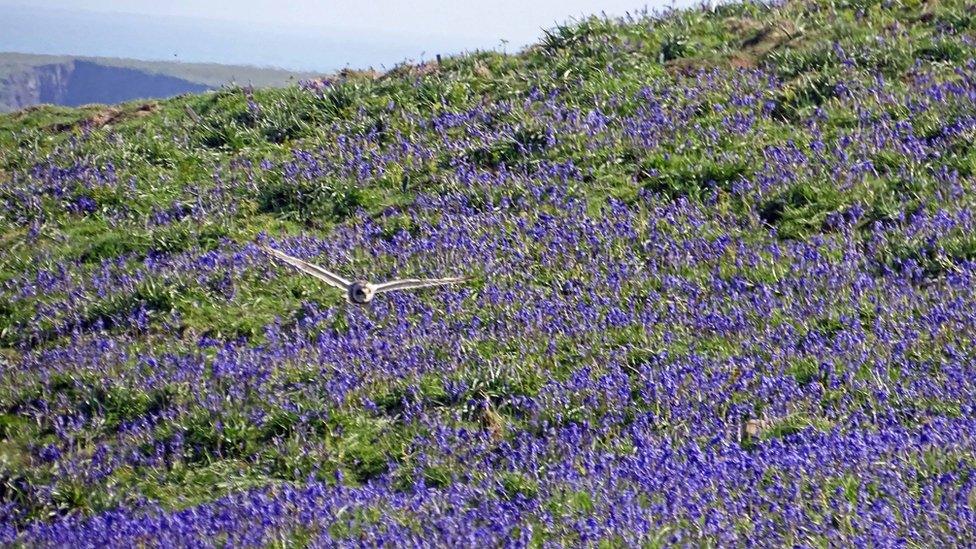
0,53,318,112
1,61,209,111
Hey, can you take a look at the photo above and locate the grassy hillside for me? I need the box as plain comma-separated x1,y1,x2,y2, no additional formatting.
2,0,976,544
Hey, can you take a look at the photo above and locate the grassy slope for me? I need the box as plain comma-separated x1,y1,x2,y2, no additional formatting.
1,0,975,523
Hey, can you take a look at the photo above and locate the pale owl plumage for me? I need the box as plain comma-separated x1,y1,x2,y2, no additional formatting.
260,245,467,304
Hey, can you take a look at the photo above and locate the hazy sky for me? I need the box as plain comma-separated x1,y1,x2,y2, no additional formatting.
0,0,698,71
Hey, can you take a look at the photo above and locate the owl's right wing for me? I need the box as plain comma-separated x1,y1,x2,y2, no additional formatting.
260,245,351,290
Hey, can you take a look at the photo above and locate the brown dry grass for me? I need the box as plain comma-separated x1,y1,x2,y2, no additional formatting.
50,102,159,132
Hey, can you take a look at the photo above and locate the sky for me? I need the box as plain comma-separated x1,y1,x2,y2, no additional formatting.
0,0,698,72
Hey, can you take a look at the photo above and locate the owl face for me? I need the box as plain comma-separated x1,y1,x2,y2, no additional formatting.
348,282,375,304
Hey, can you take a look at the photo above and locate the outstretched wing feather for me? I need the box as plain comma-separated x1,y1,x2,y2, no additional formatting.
260,245,351,289
372,276,468,294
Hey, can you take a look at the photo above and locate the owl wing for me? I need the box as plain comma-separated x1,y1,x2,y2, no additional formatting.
260,245,351,290
372,276,468,294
